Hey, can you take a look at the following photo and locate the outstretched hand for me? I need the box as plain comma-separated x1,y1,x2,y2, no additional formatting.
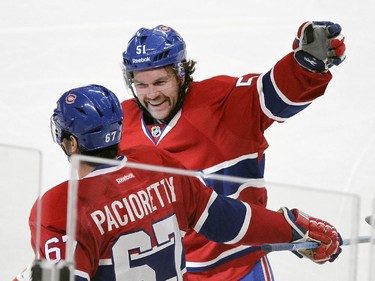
280,207,342,264
293,21,346,72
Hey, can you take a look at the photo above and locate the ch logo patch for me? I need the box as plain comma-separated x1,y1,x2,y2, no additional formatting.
65,94,77,104
151,125,161,138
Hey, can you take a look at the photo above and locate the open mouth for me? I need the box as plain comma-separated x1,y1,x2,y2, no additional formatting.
148,100,167,108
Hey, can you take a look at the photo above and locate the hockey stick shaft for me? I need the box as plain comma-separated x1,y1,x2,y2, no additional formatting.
261,235,371,253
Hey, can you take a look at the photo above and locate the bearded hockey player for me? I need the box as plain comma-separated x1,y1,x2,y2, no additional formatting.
119,21,346,280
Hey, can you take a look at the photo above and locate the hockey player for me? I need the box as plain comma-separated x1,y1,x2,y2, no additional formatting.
14,85,341,280
119,22,346,280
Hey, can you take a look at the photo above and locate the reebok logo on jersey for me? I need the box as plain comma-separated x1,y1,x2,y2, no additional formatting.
116,173,135,184
132,57,151,63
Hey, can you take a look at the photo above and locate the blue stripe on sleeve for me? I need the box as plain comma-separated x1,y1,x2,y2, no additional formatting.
204,155,265,196
199,195,248,243
261,70,311,119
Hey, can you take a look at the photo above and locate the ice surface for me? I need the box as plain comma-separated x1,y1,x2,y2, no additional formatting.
1,0,374,280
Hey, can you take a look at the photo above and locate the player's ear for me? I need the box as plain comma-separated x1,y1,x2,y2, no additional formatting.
62,136,79,155
69,135,79,154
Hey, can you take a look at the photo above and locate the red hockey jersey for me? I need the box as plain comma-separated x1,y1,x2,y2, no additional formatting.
118,53,332,280
29,146,292,280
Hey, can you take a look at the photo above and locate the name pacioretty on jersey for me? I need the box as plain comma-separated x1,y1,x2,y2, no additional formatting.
90,176,176,235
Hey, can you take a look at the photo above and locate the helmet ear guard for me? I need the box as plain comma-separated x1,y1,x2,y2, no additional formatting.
122,64,134,93
175,62,185,81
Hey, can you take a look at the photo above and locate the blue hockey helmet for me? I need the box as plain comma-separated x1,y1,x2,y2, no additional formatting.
51,84,123,151
122,25,187,73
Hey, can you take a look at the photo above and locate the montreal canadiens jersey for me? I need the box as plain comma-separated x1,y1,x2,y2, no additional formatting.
28,146,291,280
119,53,332,280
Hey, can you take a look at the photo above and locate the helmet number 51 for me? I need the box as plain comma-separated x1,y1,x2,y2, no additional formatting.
136,45,147,55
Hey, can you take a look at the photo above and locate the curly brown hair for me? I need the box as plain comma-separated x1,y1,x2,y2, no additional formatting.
181,59,197,89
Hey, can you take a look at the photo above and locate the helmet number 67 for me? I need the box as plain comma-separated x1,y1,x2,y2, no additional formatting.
105,132,117,142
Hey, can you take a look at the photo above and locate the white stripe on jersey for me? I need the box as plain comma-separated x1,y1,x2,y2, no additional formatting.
186,245,252,268
74,269,90,280
98,258,112,265
224,202,252,244
193,192,218,233
257,69,312,122
202,153,258,174
227,180,266,200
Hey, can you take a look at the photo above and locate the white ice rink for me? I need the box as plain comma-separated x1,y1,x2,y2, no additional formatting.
1,0,375,280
